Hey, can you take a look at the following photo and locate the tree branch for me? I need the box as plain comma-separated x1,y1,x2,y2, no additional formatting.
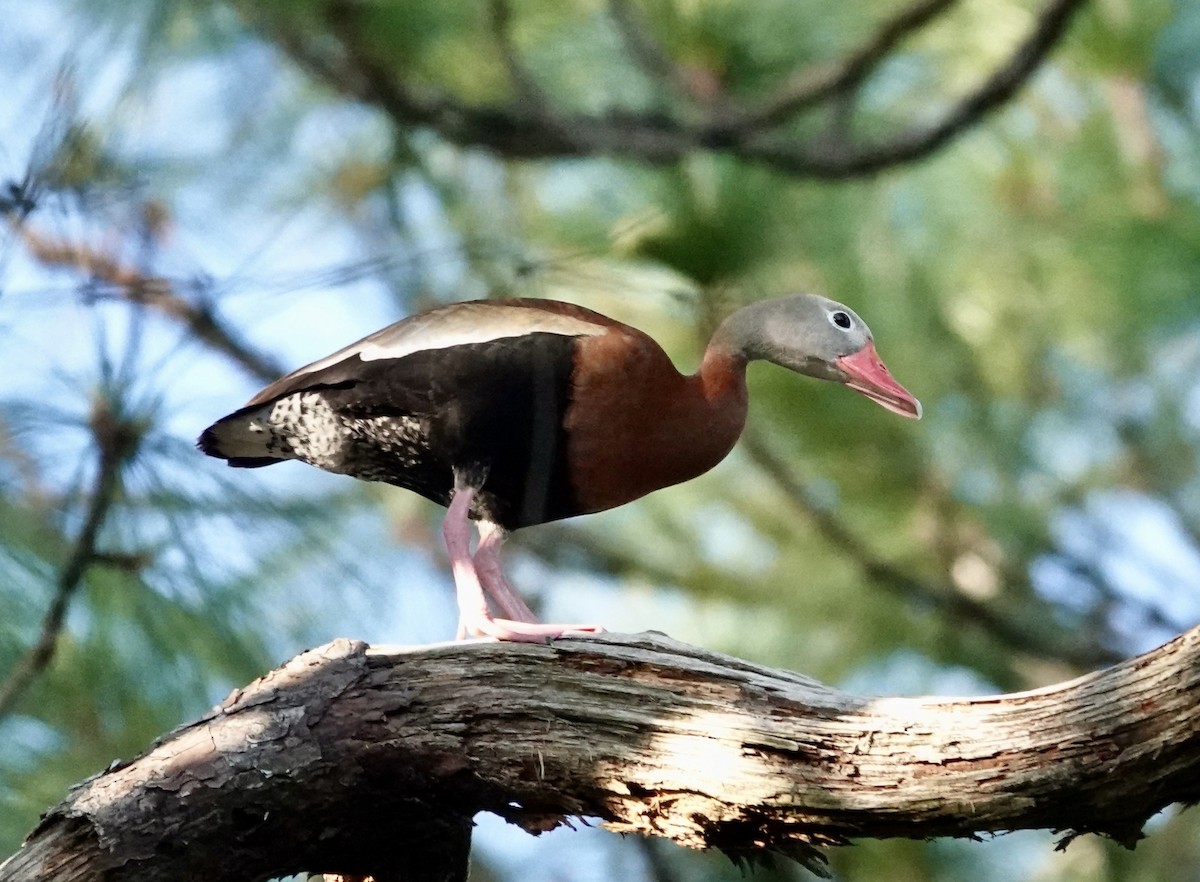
607,0,709,105
742,0,961,128
8,219,283,383
740,431,1121,670
742,0,1087,176
253,0,1086,179
0,399,142,719
486,0,557,115
5,627,1200,881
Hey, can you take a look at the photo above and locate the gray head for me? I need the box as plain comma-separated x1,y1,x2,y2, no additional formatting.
713,294,922,419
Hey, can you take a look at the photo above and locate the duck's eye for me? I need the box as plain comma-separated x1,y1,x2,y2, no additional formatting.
830,310,852,329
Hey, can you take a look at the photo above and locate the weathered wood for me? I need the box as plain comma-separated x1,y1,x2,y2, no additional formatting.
3,628,1200,881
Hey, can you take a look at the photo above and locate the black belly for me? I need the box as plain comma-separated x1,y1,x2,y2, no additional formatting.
293,333,579,530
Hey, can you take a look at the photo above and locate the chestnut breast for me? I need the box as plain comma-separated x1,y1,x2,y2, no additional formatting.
565,326,750,515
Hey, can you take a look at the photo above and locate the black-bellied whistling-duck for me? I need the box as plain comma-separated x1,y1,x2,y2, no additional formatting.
199,295,920,642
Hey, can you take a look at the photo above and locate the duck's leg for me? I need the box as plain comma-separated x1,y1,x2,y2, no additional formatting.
441,485,603,642
474,521,538,624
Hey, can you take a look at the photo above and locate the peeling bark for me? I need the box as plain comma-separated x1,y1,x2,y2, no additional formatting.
3,628,1200,881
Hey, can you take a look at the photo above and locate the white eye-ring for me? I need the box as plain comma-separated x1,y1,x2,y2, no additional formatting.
829,310,852,330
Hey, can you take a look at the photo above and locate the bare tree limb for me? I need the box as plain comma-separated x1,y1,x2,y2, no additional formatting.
4,627,1200,881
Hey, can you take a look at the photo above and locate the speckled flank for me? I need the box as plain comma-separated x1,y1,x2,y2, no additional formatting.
250,393,343,465
244,393,427,479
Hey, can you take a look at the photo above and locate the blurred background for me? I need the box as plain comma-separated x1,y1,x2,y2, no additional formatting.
2,0,1200,879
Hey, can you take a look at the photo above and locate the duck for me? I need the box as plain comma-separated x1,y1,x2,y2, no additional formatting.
198,294,920,641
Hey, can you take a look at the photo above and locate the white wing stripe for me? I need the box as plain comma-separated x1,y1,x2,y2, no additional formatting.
291,304,604,377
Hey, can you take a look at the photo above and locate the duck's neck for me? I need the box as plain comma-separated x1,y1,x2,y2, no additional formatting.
691,341,750,440
696,341,748,402
613,342,747,504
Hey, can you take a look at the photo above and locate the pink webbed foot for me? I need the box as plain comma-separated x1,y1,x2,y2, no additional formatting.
459,615,605,643
442,484,604,643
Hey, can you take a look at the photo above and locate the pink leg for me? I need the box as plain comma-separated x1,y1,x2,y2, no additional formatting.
475,521,538,624
441,485,604,642
442,487,489,639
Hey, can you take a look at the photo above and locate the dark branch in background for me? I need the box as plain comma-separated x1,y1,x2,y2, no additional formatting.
0,209,285,717
607,0,709,106
744,0,1087,175
739,431,1121,670
486,0,555,115
0,400,142,719
7,219,283,383
252,0,1087,179
741,0,960,127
